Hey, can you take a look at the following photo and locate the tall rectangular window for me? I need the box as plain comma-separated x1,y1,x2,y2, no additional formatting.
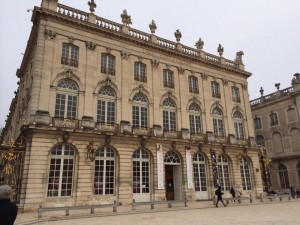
270,112,279,126
134,62,147,82
189,76,199,94
213,118,224,136
163,70,174,88
61,43,79,67
101,54,115,75
232,87,240,102
254,117,262,129
211,82,220,98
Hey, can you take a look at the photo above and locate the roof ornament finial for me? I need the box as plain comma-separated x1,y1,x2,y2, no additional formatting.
174,29,182,42
88,0,97,13
149,20,157,34
259,87,264,96
121,9,132,26
195,38,204,50
217,44,224,57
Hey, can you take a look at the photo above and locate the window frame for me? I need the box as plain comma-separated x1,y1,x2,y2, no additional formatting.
132,149,150,194
61,43,79,67
93,146,116,195
55,79,79,119
212,108,225,137
240,158,252,191
278,164,290,189
132,93,148,128
193,153,207,192
231,86,241,103
211,81,221,98
101,53,116,75
134,62,147,82
233,111,245,139
97,87,116,124
254,117,262,130
47,144,75,198
269,112,279,126
162,98,177,131
163,70,174,89
188,76,199,94
189,103,202,134
217,155,231,191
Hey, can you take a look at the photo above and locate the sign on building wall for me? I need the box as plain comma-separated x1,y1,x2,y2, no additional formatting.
156,144,164,189
186,147,194,189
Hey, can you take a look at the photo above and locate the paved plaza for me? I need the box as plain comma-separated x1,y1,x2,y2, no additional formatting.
15,200,300,225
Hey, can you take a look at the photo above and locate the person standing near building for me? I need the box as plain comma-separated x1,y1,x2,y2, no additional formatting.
296,188,300,199
215,186,227,207
0,185,18,225
290,186,296,199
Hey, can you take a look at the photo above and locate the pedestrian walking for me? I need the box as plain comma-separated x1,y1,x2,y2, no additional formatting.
296,188,300,199
290,186,296,199
215,186,227,207
0,185,18,225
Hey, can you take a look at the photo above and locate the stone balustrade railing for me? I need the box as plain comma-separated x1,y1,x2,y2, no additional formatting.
250,86,294,106
57,4,89,22
42,3,246,72
128,28,150,42
156,37,176,50
95,16,121,32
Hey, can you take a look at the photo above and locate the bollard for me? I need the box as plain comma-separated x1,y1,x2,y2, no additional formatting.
168,202,172,208
132,199,136,211
113,200,117,212
184,198,188,207
91,207,94,214
66,208,70,216
279,197,282,201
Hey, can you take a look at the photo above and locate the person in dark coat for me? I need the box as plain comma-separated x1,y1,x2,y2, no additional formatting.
290,186,296,199
215,186,227,207
0,185,18,225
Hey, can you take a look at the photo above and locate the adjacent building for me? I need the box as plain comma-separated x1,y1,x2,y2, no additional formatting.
250,74,300,193
1,0,263,211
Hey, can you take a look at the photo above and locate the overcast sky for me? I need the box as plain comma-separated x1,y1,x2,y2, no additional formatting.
0,0,299,127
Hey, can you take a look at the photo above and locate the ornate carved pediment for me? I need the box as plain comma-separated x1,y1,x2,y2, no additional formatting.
57,69,81,84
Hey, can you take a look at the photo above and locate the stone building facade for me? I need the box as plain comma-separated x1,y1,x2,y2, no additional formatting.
250,74,300,193
1,0,263,211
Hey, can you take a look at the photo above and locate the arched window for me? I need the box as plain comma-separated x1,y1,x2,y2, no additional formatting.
47,144,75,197
193,153,207,191
162,98,177,131
132,149,150,194
291,128,300,151
164,151,181,164
278,164,289,189
94,147,116,195
97,87,116,124
213,107,225,137
217,155,231,191
240,158,252,190
233,111,245,139
55,79,78,119
132,93,148,128
189,103,201,134
256,135,265,147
